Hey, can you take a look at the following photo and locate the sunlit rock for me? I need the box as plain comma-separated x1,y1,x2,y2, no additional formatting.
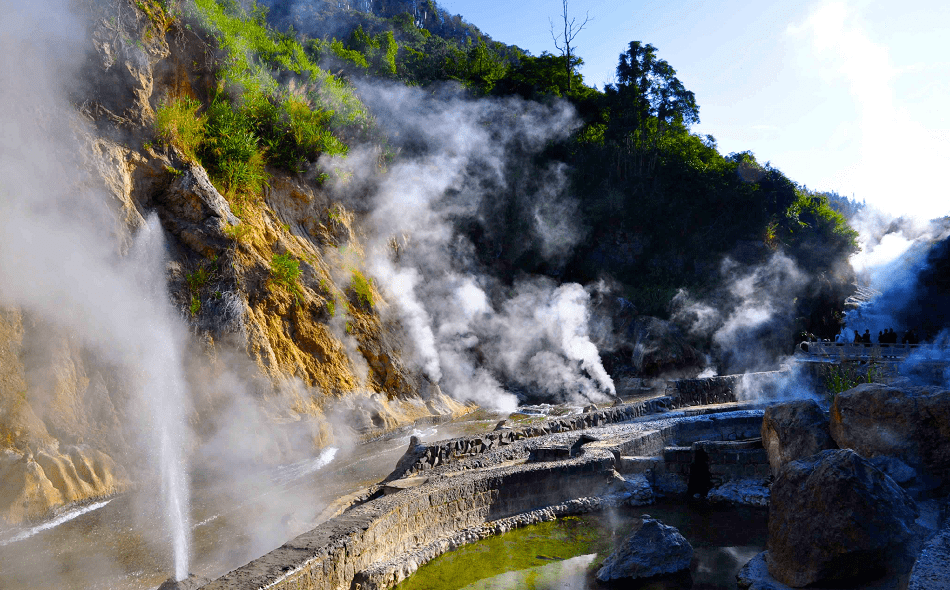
761,399,836,478
767,449,919,587
831,383,950,486
707,478,770,507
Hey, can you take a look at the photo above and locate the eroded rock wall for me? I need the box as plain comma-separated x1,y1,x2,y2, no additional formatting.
0,310,130,526
0,0,463,527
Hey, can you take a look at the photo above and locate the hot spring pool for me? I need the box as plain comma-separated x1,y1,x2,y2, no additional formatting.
395,500,769,590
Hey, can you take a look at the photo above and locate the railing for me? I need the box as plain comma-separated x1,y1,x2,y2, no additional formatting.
795,341,929,361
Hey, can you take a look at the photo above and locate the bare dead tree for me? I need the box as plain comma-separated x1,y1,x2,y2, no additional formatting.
549,0,591,93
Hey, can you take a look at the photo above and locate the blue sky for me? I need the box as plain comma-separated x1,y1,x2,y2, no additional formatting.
438,0,950,220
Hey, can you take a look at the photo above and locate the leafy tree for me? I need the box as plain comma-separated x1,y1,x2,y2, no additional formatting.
461,39,509,94
604,41,699,182
347,25,398,78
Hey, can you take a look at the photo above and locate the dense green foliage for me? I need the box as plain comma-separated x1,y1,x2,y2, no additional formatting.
162,0,860,339
153,0,373,198
269,1,860,333
154,96,205,162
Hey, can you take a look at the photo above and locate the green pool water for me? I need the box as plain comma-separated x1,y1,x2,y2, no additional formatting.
396,501,769,590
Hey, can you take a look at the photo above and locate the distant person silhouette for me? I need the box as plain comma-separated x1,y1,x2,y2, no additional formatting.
863,330,871,344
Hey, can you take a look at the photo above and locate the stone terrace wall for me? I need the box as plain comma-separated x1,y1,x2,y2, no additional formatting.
667,368,790,406
615,412,765,495
385,397,674,480
668,375,740,406
612,412,763,457
387,374,780,481
199,451,617,590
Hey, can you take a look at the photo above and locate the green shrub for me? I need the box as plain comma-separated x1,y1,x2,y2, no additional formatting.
820,361,881,402
188,0,374,168
251,94,349,172
199,96,267,196
223,222,253,242
186,263,216,316
271,253,303,302
350,270,374,308
155,97,205,161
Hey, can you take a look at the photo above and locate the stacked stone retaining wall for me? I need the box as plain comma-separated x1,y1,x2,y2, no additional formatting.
667,375,741,406
199,409,767,590
386,397,674,480
667,368,789,406
387,377,778,481
616,413,766,495
200,451,617,590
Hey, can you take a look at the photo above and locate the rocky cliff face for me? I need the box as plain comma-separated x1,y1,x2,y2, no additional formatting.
0,0,463,527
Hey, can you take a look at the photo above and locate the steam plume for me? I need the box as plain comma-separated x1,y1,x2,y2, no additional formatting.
0,0,192,579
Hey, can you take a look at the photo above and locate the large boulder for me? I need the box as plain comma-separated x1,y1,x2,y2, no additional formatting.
761,399,836,478
767,449,919,587
152,163,240,256
831,383,950,481
595,516,693,582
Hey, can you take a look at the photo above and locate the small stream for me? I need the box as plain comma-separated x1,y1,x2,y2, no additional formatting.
397,501,769,590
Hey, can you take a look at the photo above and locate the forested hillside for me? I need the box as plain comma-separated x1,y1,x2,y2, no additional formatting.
255,0,860,347
0,0,865,529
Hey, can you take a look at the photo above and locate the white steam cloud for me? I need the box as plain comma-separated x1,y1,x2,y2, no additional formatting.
323,81,613,409
0,0,192,579
839,206,950,340
672,252,808,375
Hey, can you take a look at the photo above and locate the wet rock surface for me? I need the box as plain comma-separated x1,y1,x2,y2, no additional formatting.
761,398,836,478
707,478,770,507
831,383,950,485
909,522,950,590
157,574,213,590
767,449,920,587
595,516,693,582
737,552,793,590
606,471,655,506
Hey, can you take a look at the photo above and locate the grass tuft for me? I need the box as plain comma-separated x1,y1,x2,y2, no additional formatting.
155,97,206,162
350,270,374,308
271,253,303,303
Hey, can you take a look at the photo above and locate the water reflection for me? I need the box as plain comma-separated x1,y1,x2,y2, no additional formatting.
399,502,768,590
461,554,598,590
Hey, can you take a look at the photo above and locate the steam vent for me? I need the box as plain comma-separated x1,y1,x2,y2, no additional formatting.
3,0,950,589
